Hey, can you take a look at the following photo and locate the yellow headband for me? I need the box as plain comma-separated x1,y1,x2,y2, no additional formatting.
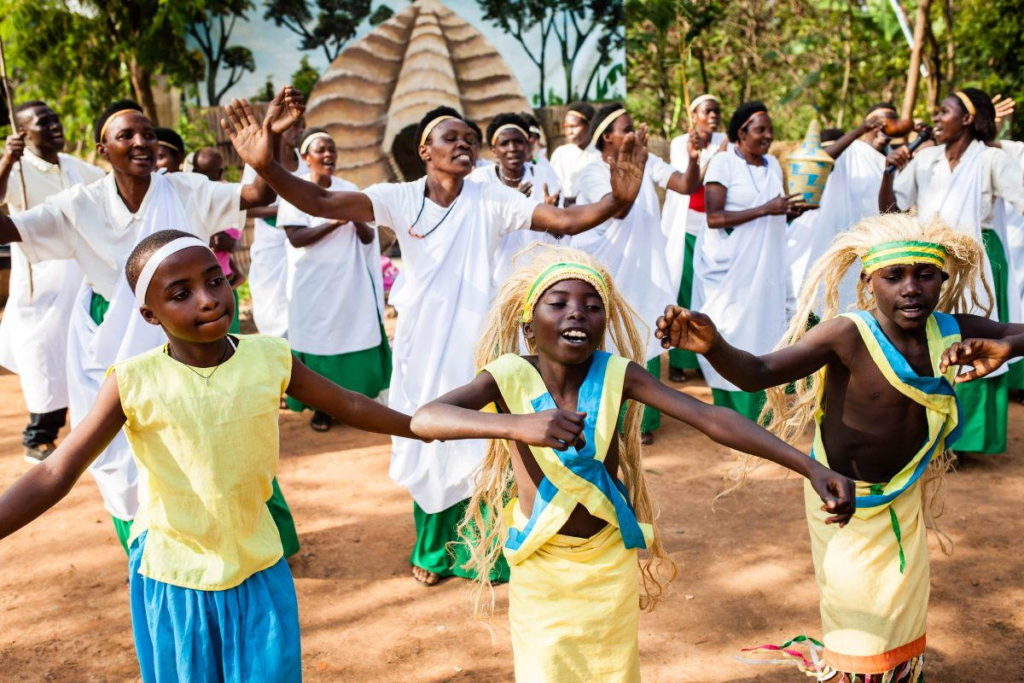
157,140,181,152
739,109,767,132
420,115,457,147
489,123,529,147
566,109,589,123
861,240,947,275
589,108,627,149
521,262,611,323
299,131,334,155
689,94,718,113
98,108,140,143
954,91,976,116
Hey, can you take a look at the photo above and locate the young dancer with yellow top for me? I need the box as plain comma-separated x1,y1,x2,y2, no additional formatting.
0,229,418,681
658,213,1024,681
411,244,854,682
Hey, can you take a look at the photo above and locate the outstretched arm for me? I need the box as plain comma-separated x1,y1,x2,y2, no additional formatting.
823,119,882,160
529,125,648,236
286,358,416,438
222,97,375,223
941,315,1024,382
622,362,854,524
411,371,586,450
0,375,126,540
654,305,839,390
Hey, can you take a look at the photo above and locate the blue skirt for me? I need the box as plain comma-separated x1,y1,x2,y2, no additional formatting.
129,533,301,682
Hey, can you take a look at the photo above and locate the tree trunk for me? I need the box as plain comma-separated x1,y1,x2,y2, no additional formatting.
943,0,956,85
901,0,932,120
128,56,160,125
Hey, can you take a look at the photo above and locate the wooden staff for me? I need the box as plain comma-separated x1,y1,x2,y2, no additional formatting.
0,33,33,299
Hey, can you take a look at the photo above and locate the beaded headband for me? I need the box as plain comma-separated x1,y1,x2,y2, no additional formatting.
521,262,611,323
861,240,947,275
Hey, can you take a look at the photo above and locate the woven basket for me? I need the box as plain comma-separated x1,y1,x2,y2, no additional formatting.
785,120,834,206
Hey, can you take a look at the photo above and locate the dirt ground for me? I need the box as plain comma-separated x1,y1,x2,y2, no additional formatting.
0,355,1022,681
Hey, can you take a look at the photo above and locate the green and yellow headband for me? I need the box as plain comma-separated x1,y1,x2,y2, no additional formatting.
521,262,610,323
861,240,947,275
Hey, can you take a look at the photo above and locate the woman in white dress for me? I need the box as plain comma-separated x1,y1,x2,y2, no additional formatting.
549,102,596,204
694,101,807,420
278,128,390,432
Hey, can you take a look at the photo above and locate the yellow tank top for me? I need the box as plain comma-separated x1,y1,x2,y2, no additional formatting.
114,335,292,590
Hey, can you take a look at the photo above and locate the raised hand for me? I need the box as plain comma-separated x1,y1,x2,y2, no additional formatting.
2,134,24,165
884,145,912,172
542,183,561,206
686,131,707,160
221,98,273,171
265,86,306,135
609,123,648,205
992,94,1015,131
939,338,1014,382
511,409,586,451
655,305,718,354
808,462,855,527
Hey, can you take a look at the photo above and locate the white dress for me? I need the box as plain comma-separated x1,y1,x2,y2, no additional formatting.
549,143,598,199
363,177,537,513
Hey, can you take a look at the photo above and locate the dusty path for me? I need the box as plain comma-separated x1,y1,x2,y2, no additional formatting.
0,367,1021,681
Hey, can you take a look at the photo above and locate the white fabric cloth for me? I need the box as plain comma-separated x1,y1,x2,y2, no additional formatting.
243,157,309,337
693,151,789,391
16,171,243,520
660,132,727,293
787,139,885,313
0,150,103,413
1000,140,1024,315
468,162,553,285
895,140,1024,325
573,154,678,359
364,177,536,512
548,144,598,198
278,174,384,356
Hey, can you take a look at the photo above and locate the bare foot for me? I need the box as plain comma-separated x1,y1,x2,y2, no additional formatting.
411,566,441,586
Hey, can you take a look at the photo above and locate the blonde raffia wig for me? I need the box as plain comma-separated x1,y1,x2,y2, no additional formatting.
458,243,676,617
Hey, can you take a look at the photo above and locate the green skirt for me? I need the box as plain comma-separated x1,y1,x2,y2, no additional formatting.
711,388,767,422
286,330,393,412
411,499,510,582
952,230,1011,454
669,232,701,372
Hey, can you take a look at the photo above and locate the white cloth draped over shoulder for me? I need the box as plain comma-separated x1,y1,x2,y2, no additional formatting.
12,171,243,520
549,144,597,198
787,140,885,314
692,151,789,392
895,140,1024,327
277,173,384,356
364,177,536,513
572,154,678,359
0,150,103,413
468,162,552,285
660,132,727,293
244,157,309,338
999,140,1024,315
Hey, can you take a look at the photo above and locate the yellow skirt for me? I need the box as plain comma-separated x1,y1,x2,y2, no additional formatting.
507,504,640,682
804,479,929,674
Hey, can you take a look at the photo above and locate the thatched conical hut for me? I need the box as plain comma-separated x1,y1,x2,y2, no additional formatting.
304,0,532,187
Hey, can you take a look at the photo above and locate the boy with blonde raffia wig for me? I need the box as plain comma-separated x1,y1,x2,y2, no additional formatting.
411,244,854,682
657,213,1024,681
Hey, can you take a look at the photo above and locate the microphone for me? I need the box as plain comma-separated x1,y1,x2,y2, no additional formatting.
885,127,933,174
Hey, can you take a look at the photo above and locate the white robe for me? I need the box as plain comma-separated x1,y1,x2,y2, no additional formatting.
364,177,537,513
468,162,554,285
660,132,727,293
0,151,103,413
14,172,242,520
244,157,309,338
999,140,1024,314
573,154,678,359
788,140,885,313
548,143,597,198
278,174,384,357
692,151,789,392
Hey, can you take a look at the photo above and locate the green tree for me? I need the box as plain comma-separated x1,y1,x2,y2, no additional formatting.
290,56,320,99
369,4,394,25
263,0,373,64
186,0,257,106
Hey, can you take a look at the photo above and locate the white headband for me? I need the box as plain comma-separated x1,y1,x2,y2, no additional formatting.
299,131,333,156
134,236,211,304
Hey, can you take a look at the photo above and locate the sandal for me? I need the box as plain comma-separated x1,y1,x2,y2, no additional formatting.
310,411,332,432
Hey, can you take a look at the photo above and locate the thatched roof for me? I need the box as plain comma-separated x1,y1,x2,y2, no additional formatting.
304,0,532,187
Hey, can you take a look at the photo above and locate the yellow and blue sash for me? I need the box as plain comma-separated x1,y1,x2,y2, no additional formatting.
483,351,654,565
811,311,961,570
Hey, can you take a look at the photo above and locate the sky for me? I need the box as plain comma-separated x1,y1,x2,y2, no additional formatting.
196,0,624,106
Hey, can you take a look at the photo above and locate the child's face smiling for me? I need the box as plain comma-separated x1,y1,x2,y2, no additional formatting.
863,262,947,330
524,279,607,364
140,247,234,342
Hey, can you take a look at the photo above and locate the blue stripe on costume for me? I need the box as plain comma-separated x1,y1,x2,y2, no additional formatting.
505,478,559,552
851,311,955,397
129,533,301,683
523,352,647,550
